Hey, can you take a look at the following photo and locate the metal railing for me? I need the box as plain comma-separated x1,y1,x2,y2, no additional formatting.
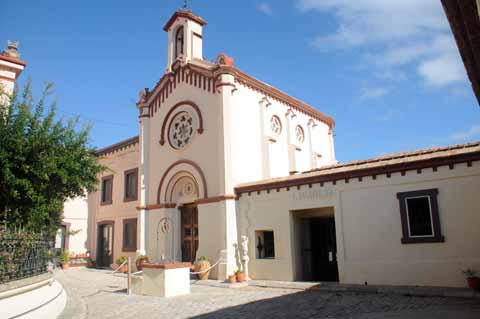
0,229,53,284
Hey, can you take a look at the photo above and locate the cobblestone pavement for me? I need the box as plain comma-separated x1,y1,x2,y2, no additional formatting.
56,268,480,319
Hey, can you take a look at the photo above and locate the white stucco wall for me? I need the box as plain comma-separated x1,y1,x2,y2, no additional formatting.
238,162,480,287
62,196,89,255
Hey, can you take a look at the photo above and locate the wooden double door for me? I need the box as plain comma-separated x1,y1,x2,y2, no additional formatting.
180,205,198,262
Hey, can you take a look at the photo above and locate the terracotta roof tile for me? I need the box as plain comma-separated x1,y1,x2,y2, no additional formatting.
236,141,480,192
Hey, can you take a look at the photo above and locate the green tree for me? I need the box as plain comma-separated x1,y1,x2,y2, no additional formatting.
0,82,104,234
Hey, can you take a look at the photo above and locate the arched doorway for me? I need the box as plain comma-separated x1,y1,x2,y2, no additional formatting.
157,160,207,263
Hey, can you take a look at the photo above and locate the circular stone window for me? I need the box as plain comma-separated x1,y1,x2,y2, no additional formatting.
295,125,305,144
168,111,195,149
270,115,282,136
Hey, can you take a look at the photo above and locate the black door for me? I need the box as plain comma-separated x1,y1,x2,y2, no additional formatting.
180,205,198,262
308,217,339,282
97,223,114,267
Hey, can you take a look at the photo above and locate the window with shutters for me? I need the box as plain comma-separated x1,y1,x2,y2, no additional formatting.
101,175,113,205
122,218,137,252
124,168,138,202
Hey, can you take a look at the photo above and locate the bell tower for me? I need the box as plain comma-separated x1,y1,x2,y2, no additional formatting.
0,41,26,106
163,10,207,72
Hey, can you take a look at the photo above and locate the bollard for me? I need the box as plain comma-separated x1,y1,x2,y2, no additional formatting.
127,257,132,295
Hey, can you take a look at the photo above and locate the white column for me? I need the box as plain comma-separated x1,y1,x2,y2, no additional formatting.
137,102,150,256
329,128,336,163
259,97,270,179
307,119,316,170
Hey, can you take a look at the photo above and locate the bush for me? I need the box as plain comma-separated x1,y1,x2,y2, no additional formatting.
60,250,70,264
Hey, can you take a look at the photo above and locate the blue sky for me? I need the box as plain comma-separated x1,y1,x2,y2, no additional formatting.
1,0,479,162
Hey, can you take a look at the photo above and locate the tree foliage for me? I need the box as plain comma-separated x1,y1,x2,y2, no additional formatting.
0,82,104,234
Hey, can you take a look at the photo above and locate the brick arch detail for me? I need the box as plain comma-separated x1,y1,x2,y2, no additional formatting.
159,101,204,146
157,159,208,204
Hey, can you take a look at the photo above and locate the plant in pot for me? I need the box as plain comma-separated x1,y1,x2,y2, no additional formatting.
195,256,211,280
228,273,237,284
136,255,149,271
236,269,246,282
462,268,479,290
116,256,128,273
60,250,70,270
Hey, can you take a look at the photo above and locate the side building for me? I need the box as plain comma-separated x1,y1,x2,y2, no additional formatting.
88,137,140,268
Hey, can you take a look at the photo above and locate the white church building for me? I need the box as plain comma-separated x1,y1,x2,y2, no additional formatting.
82,10,480,288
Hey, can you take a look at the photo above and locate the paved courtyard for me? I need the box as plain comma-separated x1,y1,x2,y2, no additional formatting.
56,268,480,319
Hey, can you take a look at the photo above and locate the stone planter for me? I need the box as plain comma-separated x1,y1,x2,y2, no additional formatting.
195,260,211,280
228,275,237,283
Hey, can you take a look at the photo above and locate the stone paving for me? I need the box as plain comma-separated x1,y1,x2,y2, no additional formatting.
56,268,480,319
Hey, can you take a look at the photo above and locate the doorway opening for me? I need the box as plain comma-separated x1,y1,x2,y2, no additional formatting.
292,207,339,282
97,221,114,268
180,204,198,262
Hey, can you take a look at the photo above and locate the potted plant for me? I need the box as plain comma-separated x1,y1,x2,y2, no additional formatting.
194,256,211,280
462,268,480,290
60,250,70,270
116,256,128,273
228,274,237,284
236,269,246,282
136,255,149,271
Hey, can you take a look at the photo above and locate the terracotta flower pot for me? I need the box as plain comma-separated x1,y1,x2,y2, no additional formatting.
61,263,70,270
136,258,148,271
236,272,246,282
228,275,237,283
195,260,211,280
120,265,128,273
467,277,480,290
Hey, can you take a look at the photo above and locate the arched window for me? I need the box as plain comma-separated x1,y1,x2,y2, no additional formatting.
175,26,184,59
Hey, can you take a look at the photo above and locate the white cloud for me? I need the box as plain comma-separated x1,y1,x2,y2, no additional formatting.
449,125,480,141
297,0,467,87
257,3,274,16
418,55,465,87
359,86,389,101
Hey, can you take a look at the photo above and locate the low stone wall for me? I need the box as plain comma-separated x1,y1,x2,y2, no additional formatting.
0,272,52,295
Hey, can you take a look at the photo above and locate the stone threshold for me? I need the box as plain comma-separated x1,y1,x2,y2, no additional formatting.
193,279,480,299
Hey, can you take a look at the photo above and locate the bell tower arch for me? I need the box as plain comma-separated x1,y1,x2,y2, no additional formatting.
163,10,207,72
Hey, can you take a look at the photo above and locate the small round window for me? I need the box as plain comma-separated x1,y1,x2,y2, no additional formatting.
295,125,305,144
270,115,282,136
168,111,195,149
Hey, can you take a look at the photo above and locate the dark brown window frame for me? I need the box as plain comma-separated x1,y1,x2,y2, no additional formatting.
397,188,444,244
101,175,114,205
255,230,275,259
122,218,137,252
124,168,139,202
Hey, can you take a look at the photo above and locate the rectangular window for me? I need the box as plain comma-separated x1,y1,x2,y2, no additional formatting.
101,175,113,205
122,218,137,252
256,230,275,259
124,168,138,202
397,189,444,244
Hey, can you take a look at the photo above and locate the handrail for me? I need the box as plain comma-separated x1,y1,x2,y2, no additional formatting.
190,258,223,275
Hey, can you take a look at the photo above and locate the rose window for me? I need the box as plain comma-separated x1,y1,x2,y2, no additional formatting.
295,125,305,144
270,116,282,136
168,111,195,149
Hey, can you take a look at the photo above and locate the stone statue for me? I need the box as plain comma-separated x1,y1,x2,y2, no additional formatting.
240,235,250,280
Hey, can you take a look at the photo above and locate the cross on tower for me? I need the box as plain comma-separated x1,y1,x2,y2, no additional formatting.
183,0,188,9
